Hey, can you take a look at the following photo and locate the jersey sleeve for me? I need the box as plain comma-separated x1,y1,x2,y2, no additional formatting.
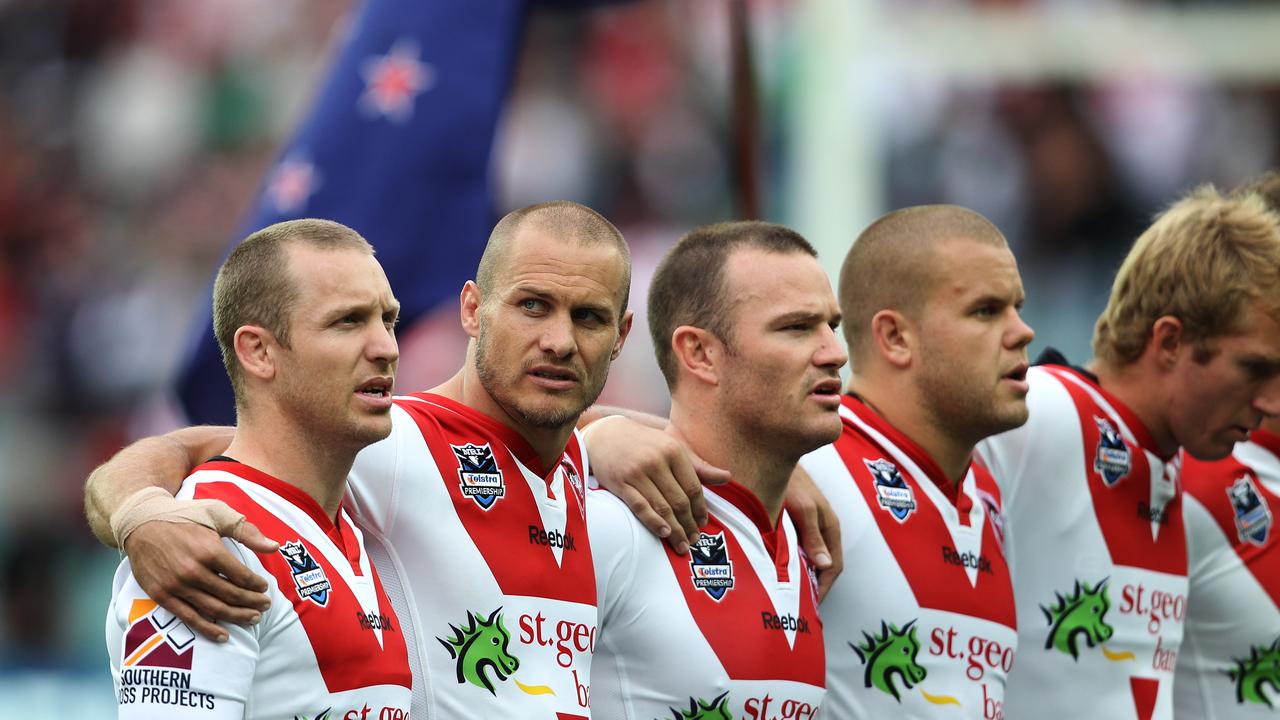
976,367,1073,509
346,403,412,534
107,539,264,719
584,488,642,631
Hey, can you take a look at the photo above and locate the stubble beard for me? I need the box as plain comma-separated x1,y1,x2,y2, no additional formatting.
916,353,1028,447
474,324,605,431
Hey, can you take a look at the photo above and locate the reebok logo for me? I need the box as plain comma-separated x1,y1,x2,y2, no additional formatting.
941,545,993,574
761,611,811,634
528,525,576,551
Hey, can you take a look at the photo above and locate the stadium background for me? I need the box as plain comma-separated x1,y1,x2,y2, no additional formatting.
1,0,1278,716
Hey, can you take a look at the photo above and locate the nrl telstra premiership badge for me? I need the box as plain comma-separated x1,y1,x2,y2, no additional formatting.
689,532,735,601
1228,475,1273,546
1093,416,1132,486
866,458,917,522
452,443,506,510
280,540,331,606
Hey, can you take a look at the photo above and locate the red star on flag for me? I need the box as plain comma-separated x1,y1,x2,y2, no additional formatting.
360,40,435,124
265,157,320,214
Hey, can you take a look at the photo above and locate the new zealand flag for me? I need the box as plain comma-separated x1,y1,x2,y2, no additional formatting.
175,0,623,425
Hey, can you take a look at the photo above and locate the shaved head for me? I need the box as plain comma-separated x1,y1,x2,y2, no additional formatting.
477,200,632,313
840,205,1009,359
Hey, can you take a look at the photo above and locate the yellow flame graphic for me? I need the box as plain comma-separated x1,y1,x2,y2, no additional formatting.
515,679,556,696
920,689,961,706
1102,645,1136,662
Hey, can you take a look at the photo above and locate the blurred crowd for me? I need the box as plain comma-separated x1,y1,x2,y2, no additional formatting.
2,0,1279,713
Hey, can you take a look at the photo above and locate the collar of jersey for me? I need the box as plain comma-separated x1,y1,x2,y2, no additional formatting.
706,482,790,577
841,393,972,507
193,459,357,555
406,391,558,479
1042,364,1170,461
1250,428,1280,459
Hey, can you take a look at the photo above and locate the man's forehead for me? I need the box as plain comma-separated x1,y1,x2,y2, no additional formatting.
726,248,836,310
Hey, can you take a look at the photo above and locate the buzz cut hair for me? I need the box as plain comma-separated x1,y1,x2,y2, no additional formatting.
212,218,373,408
648,220,818,389
476,200,632,314
839,205,1008,359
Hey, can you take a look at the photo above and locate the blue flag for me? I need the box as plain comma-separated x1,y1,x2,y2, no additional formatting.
177,0,611,425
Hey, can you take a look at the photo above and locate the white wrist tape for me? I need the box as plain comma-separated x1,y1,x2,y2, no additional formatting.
110,486,246,549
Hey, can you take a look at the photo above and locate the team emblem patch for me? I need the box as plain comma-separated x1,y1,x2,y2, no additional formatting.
689,532,735,601
561,459,585,515
280,540,331,606
1228,475,1273,546
452,443,506,510
866,458,916,522
121,599,195,670
1093,417,1132,486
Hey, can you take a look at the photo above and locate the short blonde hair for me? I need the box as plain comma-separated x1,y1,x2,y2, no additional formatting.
1092,186,1280,366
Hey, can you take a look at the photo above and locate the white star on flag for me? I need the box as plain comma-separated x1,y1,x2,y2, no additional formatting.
359,40,435,123
265,157,320,214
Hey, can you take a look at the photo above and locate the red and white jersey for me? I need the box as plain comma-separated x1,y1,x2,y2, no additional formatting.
979,364,1187,720
587,482,825,720
346,392,596,720
800,395,1017,720
1177,430,1280,718
106,460,412,719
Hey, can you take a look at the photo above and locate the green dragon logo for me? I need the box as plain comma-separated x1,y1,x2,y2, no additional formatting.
1041,578,1115,660
660,692,732,720
294,711,332,720
1226,636,1280,708
852,619,927,702
437,607,521,695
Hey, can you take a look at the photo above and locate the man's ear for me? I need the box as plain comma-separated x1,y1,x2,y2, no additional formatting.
1150,315,1187,369
869,309,914,369
611,310,635,361
234,325,277,382
460,281,483,340
671,325,723,387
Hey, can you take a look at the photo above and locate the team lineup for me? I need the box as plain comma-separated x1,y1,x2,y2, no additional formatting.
83,176,1280,718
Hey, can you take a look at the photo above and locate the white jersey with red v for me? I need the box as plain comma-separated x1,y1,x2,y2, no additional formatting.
1178,429,1280,718
800,394,1017,720
588,482,825,720
106,461,412,719
345,392,596,720
979,364,1187,720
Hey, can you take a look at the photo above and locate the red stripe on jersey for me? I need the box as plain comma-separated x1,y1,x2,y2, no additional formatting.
1043,367,1188,576
714,482,791,583
395,394,596,606
833,397,1017,629
1183,451,1280,609
1130,677,1158,720
198,461,364,574
664,515,825,685
842,397,974,522
191,479,411,692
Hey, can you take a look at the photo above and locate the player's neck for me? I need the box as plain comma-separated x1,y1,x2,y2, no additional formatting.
434,367,575,475
1089,358,1179,457
848,378,972,484
224,409,357,521
669,405,794,525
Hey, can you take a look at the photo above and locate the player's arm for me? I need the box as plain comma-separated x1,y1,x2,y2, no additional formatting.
582,409,843,590
111,541,263,718
783,464,842,602
582,409,730,555
85,426,277,643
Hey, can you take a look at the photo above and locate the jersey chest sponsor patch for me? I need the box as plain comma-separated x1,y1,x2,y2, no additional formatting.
866,458,918,522
690,531,736,601
280,540,332,606
452,442,506,510
1228,475,1274,547
1094,416,1133,486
